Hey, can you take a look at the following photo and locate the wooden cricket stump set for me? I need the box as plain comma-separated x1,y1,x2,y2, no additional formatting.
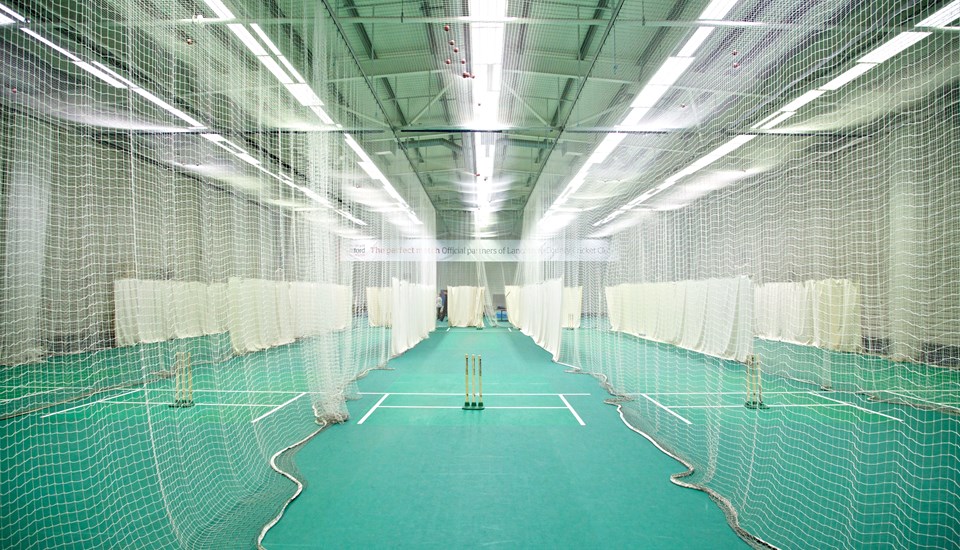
744,354,768,410
463,354,484,410
169,352,194,408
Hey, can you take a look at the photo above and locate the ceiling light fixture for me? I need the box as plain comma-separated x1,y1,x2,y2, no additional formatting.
73,62,128,88
819,63,876,91
677,27,715,57
593,135,756,227
699,0,740,20
0,3,25,23
227,24,269,56
202,0,235,20
858,32,930,64
916,0,960,27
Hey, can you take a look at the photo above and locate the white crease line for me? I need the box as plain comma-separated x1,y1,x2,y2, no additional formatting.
357,393,389,425
378,405,568,410
559,394,586,426
41,389,142,418
623,391,817,396
358,392,590,396
508,328,512,332
91,401,276,408
670,403,849,409
810,391,903,422
251,392,307,424
640,393,692,425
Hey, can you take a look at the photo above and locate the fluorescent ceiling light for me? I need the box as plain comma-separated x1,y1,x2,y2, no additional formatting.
0,3,25,22
358,160,387,183
235,153,260,166
858,32,930,64
227,24,269,57
132,88,205,128
295,186,331,207
343,134,371,162
618,107,651,127
916,1,960,28
258,56,292,84
201,133,226,142
310,105,335,125
406,211,423,225
470,0,507,19
554,168,589,206
780,89,825,112
759,111,795,129
284,83,323,106
699,0,739,20
649,57,696,87
631,84,670,109
74,62,127,88
475,208,493,228
677,27,715,57
0,14,14,25
277,56,305,83
21,28,81,61
250,24,282,56
338,209,368,226
202,0,234,20
91,62,136,88
819,63,876,91
587,133,627,165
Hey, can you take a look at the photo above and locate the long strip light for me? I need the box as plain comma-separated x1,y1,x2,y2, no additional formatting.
754,11,943,132
598,0,952,230
202,0,234,19
0,1,22,25
548,0,744,225
593,135,757,226
916,0,960,27
470,0,507,235
345,134,421,224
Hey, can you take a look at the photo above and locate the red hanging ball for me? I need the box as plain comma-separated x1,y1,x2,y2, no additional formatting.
444,25,450,31
732,50,739,56
732,62,741,68
453,47,459,53
461,59,466,64
471,74,476,79
445,59,451,65
449,40,455,46
463,72,470,78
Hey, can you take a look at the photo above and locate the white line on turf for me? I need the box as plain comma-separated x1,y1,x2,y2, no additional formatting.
640,393,692,425
41,389,142,418
358,392,590,396
94,402,277,408
357,393,389,425
558,394,586,426
810,391,903,422
378,405,568,410
251,392,307,424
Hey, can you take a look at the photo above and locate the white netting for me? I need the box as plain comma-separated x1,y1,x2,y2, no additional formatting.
518,1,960,549
1,1,435,548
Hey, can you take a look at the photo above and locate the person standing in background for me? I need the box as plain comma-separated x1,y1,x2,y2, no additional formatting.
436,293,443,320
440,289,448,321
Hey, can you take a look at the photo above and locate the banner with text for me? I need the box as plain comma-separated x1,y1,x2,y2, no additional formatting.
343,239,615,262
